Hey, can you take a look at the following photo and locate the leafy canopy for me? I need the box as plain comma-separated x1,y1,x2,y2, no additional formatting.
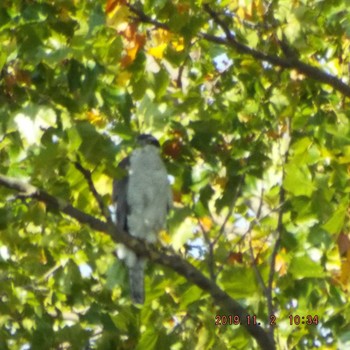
1,0,350,349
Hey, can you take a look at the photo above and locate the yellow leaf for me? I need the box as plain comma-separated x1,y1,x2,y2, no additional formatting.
275,250,287,276
199,216,212,231
86,109,106,127
148,43,167,59
122,45,139,66
116,71,131,86
159,229,172,244
153,28,172,44
236,7,245,20
252,0,265,17
40,249,47,264
120,29,146,67
106,4,130,30
172,37,184,52
340,259,350,286
94,174,112,196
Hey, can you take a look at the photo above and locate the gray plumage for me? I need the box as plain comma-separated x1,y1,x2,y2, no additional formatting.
112,134,172,304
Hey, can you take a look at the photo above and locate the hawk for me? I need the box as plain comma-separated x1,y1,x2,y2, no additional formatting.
112,134,172,304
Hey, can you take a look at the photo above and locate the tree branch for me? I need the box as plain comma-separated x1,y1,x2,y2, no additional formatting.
127,3,169,30
73,159,112,223
213,175,245,246
127,2,350,97
247,188,269,298
202,4,350,97
0,173,275,350
266,186,284,339
266,122,290,338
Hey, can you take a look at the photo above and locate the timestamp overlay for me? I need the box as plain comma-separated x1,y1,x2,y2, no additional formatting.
215,314,319,326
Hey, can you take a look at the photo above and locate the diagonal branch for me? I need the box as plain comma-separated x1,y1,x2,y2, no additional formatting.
0,173,276,350
73,159,112,223
127,3,169,30
202,4,350,97
127,2,350,97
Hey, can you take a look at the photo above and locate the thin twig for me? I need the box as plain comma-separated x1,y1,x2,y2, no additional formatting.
193,194,216,281
213,175,245,246
249,237,268,295
266,186,284,337
176,54,190,89
247,188,269,295
73,160,112,223
266,120,290,338
127,3,169,30
233,200,285,249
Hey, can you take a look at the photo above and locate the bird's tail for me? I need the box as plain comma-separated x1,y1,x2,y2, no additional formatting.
128,259,145,304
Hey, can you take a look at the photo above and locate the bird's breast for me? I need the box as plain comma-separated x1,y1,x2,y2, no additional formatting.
126,146,170,239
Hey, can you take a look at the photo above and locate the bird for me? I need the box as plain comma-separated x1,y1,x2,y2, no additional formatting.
112,134,172,304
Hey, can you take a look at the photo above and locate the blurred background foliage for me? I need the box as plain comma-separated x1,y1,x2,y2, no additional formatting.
1,0,350,349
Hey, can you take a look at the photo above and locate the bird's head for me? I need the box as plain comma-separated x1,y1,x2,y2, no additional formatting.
137,134,160,148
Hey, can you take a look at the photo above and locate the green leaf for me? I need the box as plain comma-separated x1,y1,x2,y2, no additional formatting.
289,255,325,279
221,267,258,299
136,327,158,350
284,163,314,197
322,202,347,234
1,0,350,348
179,285,202,307
154,68,169,100
106,260,126,290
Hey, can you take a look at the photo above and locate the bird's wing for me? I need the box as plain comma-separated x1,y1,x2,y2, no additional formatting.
112,156,130,232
